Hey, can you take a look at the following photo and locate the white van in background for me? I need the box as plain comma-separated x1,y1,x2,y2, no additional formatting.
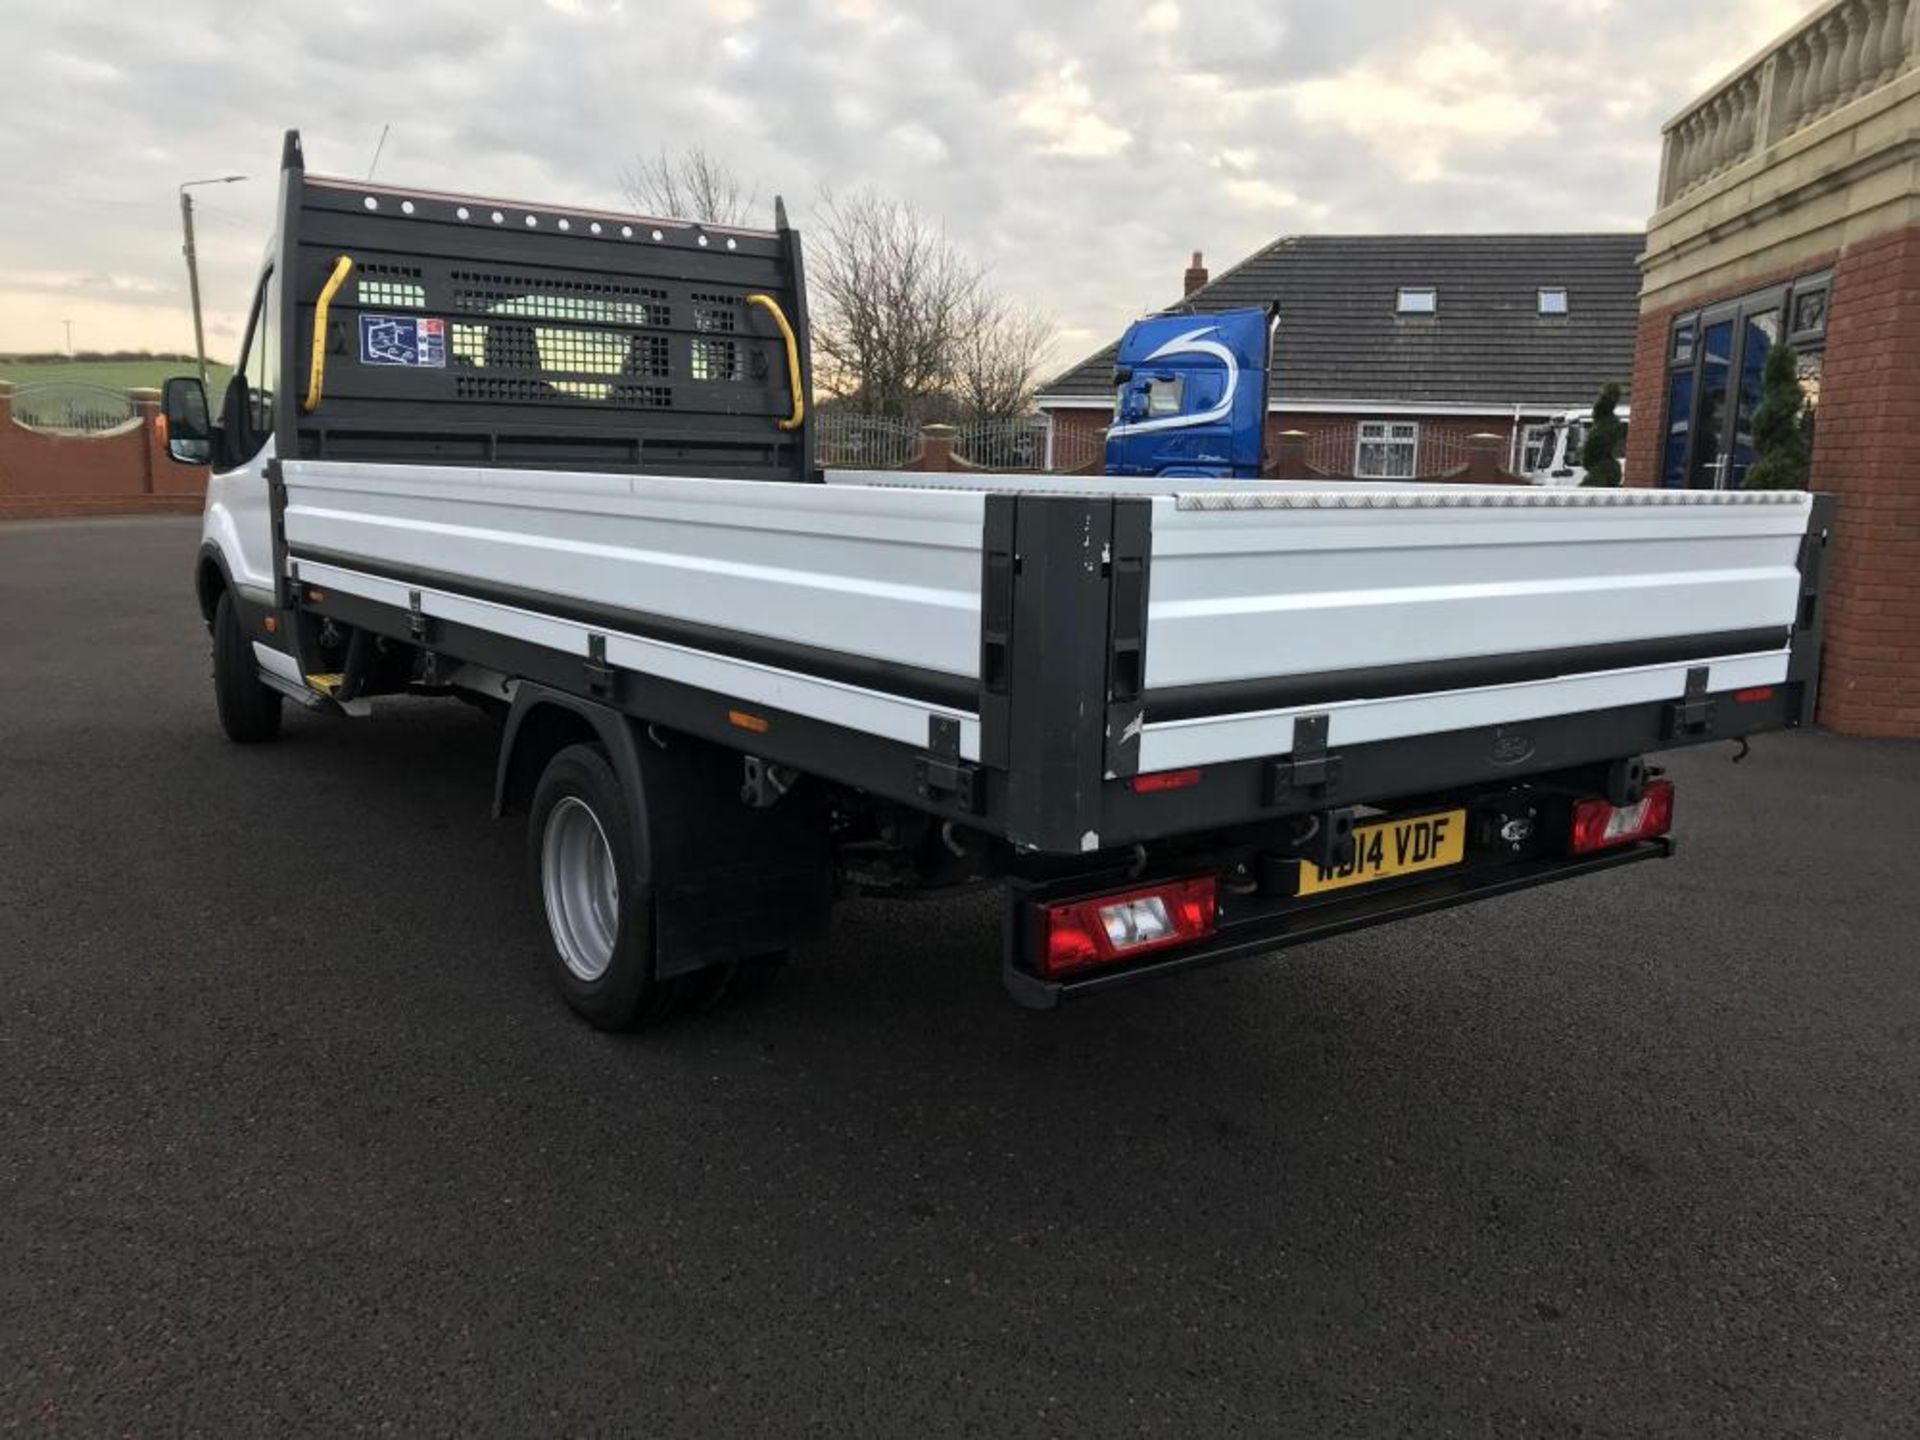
1521,407,1630,487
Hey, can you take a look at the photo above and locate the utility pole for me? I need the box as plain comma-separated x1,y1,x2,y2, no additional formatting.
63,319,72,356
178,174,246,390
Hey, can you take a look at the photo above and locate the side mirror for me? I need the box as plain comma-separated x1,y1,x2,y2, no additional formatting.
161,376,213,465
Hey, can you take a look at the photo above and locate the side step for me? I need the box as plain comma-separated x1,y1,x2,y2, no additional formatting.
259,669,327,710
253,669,372,717
305,671,372,717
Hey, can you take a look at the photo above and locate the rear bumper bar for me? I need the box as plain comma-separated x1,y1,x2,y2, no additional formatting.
1002,838,1672,1008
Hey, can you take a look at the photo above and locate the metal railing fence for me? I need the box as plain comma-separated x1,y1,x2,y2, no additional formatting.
8,382,140,436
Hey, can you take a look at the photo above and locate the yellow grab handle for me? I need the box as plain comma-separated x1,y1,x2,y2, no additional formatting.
745,292,805,432
303,254,356,413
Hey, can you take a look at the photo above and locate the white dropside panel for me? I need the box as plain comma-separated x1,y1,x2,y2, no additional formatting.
1135,651,1791,772
280,462,989,680
1145,488,1812,691
293,558,983,762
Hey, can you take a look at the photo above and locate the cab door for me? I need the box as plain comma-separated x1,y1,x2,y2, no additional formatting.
202,264,281,597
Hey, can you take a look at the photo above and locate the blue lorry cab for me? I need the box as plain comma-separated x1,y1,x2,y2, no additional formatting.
1103,305,1275,478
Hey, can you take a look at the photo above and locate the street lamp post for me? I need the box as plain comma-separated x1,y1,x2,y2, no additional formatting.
178,175,246,391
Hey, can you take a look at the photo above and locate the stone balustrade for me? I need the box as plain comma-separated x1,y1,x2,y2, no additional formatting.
1660,0,1920,206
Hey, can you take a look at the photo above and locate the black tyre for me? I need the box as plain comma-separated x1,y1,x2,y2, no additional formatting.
528,743,680,1029
211,591,283,743
529,742,795,1030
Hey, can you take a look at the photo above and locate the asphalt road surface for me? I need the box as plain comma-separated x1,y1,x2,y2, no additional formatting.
3,516,1917,1438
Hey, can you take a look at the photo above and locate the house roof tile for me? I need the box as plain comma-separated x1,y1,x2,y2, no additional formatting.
1040,232,1644,409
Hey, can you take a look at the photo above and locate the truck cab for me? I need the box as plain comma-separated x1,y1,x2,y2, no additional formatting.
1103,306,1275,478
1521,406,1631,487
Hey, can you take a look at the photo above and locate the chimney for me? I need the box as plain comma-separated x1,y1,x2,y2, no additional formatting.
1183,250,1208,296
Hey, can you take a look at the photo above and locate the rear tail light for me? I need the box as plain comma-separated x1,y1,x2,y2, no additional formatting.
1128,767,1204,794
1038,875,1218,979
1570,778,1675,854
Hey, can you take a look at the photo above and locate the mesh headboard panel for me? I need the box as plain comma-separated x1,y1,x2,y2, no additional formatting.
280,163,813,482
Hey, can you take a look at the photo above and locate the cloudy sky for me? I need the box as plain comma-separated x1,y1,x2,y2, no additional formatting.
1,0,1819,367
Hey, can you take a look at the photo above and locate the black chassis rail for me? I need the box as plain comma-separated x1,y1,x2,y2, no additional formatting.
1001,838,1675,1009
282,490,1830,866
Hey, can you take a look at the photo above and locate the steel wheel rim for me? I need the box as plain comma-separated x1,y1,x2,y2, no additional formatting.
541,795,620,982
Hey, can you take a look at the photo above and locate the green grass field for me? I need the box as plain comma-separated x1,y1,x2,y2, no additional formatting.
0,358,233,393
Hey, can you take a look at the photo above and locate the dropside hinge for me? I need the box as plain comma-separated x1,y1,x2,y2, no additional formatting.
1665,666,1716,739
914,754,980,813
585,633,616,699
407,588,431,644
1264,713,1343,805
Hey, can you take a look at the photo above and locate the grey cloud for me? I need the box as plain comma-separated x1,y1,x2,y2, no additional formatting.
0,0,1819,358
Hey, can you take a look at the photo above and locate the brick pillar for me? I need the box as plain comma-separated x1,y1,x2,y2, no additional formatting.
1806,226,1920,738
1623,304,1674,487
1462,432,1510,484
130,387,160,495
912,422,956,472
0,381,15,493
1268,430,1313,479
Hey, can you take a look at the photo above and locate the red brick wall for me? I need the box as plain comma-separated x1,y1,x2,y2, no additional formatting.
1266,413,1521,476
1047,407,1110,471
0,387,207,518
1045,407,1525,477
1807,226,1920,737
1622,306,1680,488
1624,225,1920,737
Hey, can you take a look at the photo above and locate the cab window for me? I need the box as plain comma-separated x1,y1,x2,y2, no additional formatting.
1145,375,1184,417
226,268,277,461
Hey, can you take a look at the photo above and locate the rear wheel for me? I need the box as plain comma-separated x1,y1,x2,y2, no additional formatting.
211,591,283,743
530,744,656,1028
531,742,743,1030
527,740,797,1030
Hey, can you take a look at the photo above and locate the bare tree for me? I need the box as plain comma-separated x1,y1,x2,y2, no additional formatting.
615,159,1055,421
811,188,1023,419
620,146,759,226
953,297,1058,422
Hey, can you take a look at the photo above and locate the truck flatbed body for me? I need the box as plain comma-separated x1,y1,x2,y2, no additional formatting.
280,455,1823,853
168,131,1832,1024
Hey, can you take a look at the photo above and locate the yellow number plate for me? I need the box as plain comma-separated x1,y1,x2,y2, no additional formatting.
1297,809,1468,897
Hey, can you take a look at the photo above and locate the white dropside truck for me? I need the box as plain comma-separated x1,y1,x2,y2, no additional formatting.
1521,407,1631,487
161,133,1832,1028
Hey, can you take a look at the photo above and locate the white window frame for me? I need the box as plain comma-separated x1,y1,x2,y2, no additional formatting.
1520,422,1556,473
1395,286,1436,315
1355,420,1419,478
1538,286,1569,315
